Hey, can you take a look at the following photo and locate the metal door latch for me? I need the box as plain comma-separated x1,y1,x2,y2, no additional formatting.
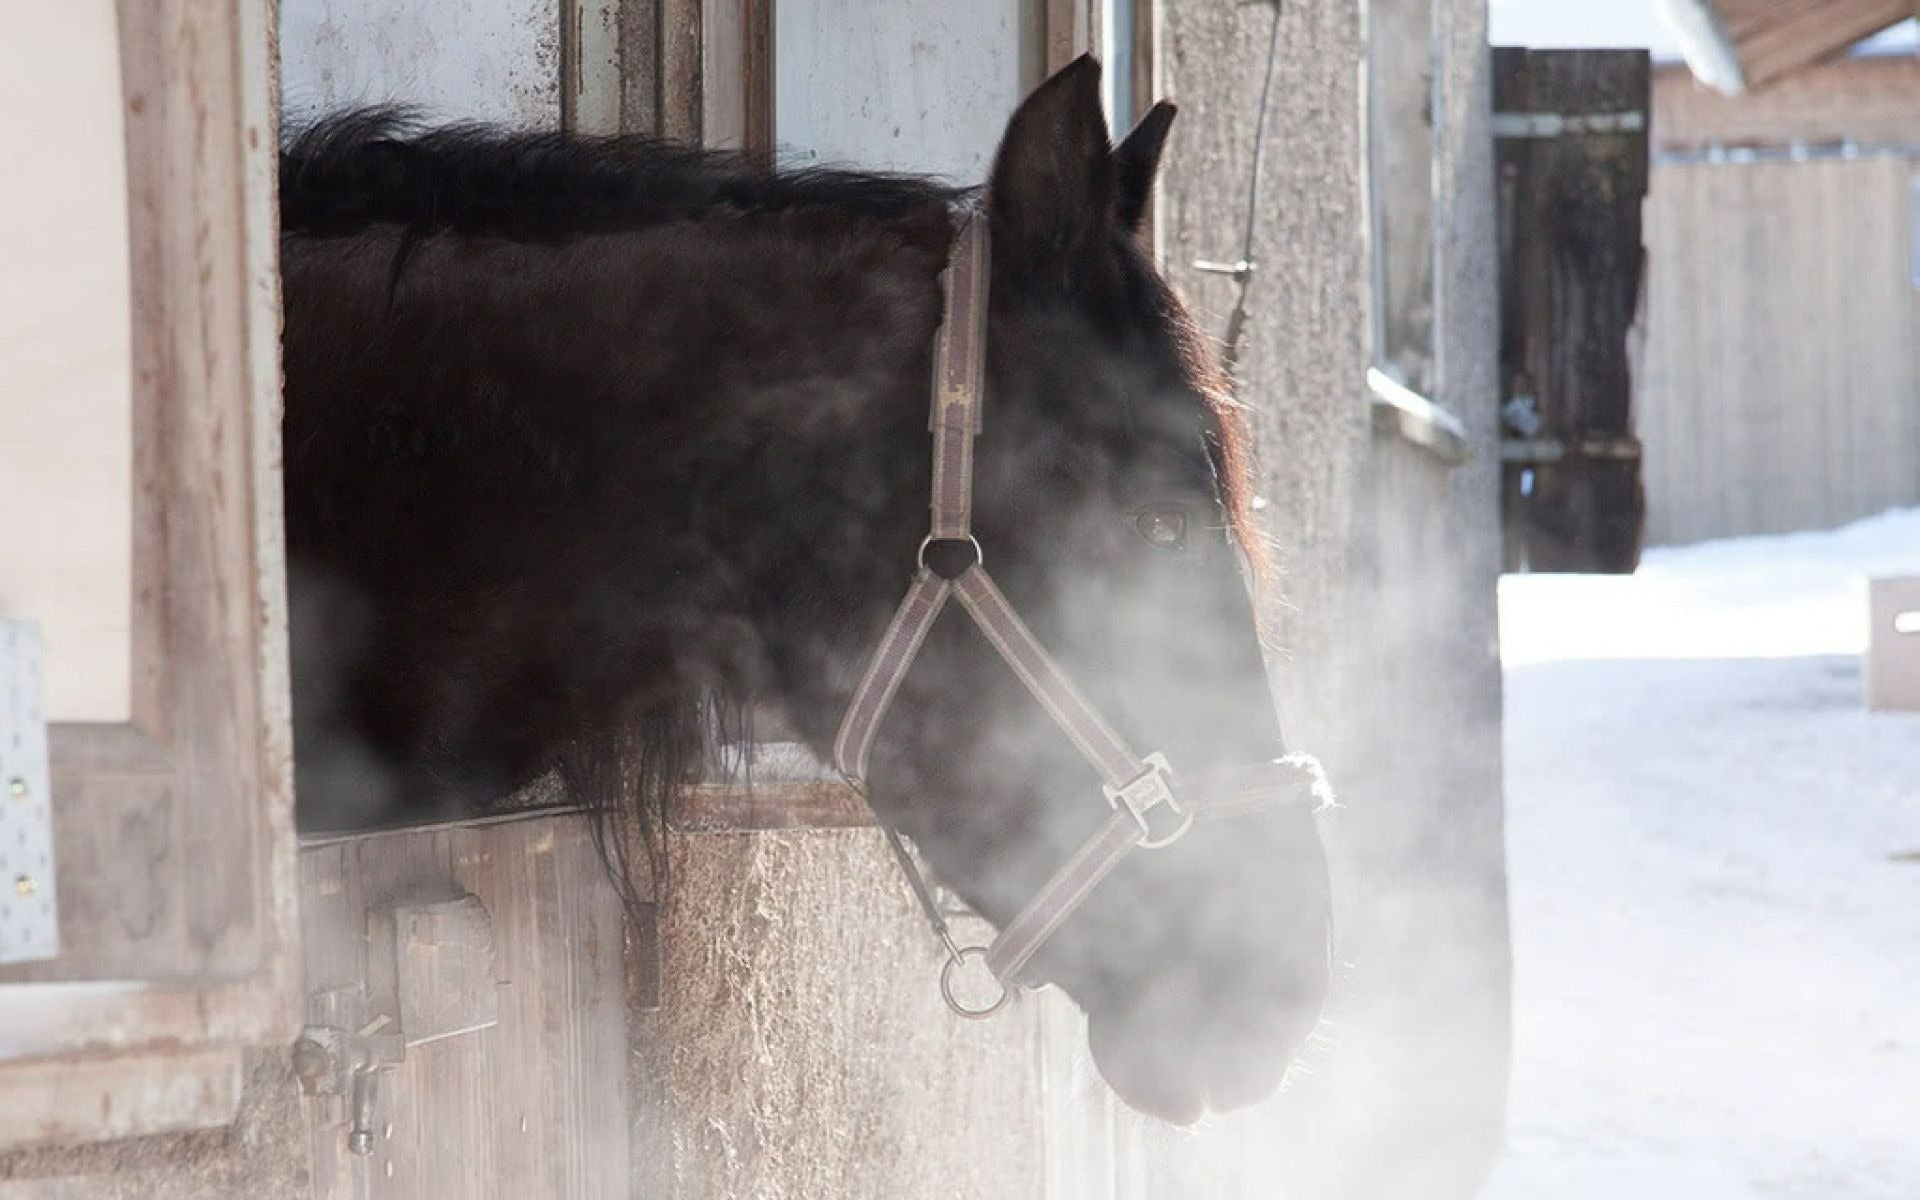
293,893,502,1156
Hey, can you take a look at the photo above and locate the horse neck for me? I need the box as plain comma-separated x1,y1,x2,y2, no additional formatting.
633,209,959,733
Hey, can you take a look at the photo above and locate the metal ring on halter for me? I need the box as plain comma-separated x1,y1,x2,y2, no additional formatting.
918,535,984,575
939,945,1013,1020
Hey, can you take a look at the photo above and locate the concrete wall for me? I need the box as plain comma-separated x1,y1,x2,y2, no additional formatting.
631,831,1048,1198
1152,1,1510,1196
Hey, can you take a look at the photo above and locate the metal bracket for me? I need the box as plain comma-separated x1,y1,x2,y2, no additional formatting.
293,893,501,1156
1,620,57,966
1493,110,1646,139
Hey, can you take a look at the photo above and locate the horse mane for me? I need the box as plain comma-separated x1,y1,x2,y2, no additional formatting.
280,108,966,241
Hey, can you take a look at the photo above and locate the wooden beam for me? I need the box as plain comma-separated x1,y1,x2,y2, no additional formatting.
1666,0,1918,91
1044,0,1086,73
658,0,702,141
1655,0,1748,94
1494,48,1652,573
0,1046,243,1150
670,781,871,832
1652,55,1920,152
1737,0,1913,88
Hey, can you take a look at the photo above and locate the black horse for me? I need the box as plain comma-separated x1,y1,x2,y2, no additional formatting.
280,56,1330,1123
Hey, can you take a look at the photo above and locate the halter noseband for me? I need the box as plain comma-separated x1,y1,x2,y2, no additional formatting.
833,210,1328,1019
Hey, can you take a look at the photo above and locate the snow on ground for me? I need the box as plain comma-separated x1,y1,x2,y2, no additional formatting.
1484,509,1920,1200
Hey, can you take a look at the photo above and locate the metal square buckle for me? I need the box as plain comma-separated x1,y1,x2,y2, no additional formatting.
1104,752,1193,849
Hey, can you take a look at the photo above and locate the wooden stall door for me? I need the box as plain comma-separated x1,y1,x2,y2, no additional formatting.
0,0,300,1153
1495,48,1651,574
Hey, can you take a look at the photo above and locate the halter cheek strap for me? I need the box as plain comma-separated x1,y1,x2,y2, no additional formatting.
833,209,1328,1019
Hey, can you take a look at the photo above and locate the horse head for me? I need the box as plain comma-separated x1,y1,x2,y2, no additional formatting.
852,58,1334,1124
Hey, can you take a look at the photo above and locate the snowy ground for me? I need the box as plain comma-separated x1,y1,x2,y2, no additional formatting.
1484,509,1920,1200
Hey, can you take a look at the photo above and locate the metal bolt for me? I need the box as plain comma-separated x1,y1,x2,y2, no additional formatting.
6,777,24,799
13,875,32,897
347,1066,379,1156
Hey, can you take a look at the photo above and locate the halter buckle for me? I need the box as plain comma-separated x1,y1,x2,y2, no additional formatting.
1104,752,1192,849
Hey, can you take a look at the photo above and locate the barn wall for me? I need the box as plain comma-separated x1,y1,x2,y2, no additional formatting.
1149,1,1509,1197
1637,156,1920,546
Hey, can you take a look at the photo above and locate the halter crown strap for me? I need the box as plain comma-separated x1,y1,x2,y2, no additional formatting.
830,208,1327,1017
928,211,989,542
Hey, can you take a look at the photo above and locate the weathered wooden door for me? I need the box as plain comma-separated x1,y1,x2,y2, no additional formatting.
1495,48,1650,574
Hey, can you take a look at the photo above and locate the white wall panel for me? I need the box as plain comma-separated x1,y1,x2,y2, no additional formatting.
280,0,562,127
775,0,1034,182
0,0,133,722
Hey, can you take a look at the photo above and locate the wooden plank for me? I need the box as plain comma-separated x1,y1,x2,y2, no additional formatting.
1635,156,1920,544
1127,0,1160,251
658,0,703,142
700,0,746,149
616,0,661,134
1045,0,1086,72
670,780,872,832
1653,57,1920,153
1495,48,1651,572
0,1046,243,1150
564,0,626,135
697,0,772,155
743,0,774,158
299,813,629,1200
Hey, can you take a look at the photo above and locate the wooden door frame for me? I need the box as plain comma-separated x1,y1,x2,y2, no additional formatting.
0,0,297,1150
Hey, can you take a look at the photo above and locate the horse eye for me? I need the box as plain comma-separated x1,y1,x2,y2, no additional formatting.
1134,505,1189,551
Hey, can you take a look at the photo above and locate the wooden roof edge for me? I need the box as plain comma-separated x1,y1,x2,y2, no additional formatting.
1738,0,1916,89
1656,0,1749,95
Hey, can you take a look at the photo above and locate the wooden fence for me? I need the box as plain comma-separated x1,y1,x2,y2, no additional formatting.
1635,154,1920,546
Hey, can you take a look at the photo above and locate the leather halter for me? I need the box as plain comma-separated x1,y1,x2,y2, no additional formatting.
833,209,1329,1018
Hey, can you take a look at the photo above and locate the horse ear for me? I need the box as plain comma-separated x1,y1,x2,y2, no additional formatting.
988,55,1113,274
1113,101,1176,232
